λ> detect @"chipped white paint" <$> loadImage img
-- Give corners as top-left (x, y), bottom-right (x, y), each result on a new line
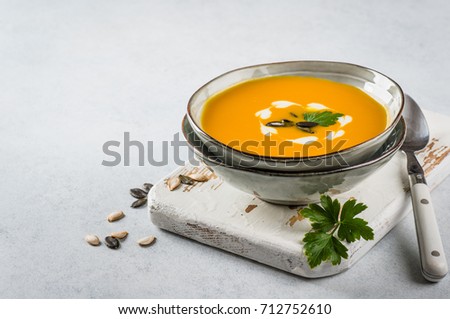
top-left (150, 110), bottom-right (450, 278)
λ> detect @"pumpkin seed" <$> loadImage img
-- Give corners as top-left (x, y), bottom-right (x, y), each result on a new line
top-left (137, 236), bottom-right (156, 246)
top-left (105, 236), bottom-right (120, 249)
top-left (296, 121), bottom-right (319, 128)
top-left (142, 183), bottom-right (153, 191)
top-left (265, 119), bottom-right (295, 127)
top-left (297, 127), bottom-right (312, 133)
top-left (179, 174), bottom-right (195, 185)
top-left (85, 234), bottom-right (100, 246)
top-left (131, 197), bottom-right (147, 208)
top-left (130, 188), bottom-right (148, 199)
top-left (296, 121), bottom-right (319, 133)
top-left (110, 231), bottom-right (128, 240)
top-left (107, 210), bottom-right (125, 222)
top-left (167, 176), bottom-right (181, 191)
top-left (187, 173), bottom-right (209, 182)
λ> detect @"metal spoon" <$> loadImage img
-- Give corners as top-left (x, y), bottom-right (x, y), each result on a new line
top-left (401, 94), bottom-right (448, 282)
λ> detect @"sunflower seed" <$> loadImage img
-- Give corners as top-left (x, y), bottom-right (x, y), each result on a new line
top-left (289, 112), bottom-right (298, 118)
top-left (179, 174), bottom-right (195, 185)
top-left (130, 188), bottom-right (148, 199)
top-left (131, 197), bottom-right (147, 208)
top-left (187, 173), bottom-right (209, 182)
top-left (265, 119), bottom-right (295, 127)
top-left (142, 183), bottom-right (153, 191)
top-left (107, 210), bottom-right (125, 222)
top-left (110, 231), bottom-right (128, 240)
top-left (105, 236), bottom-right (120, 249)
top-left (167, 176), bottom-right (181, 191)
top-left (85, 234), bottom-right (100, 246)
top-left (137, 236), bottom-right (156, 247)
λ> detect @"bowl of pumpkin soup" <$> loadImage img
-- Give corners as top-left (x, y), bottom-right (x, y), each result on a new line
top-left (187, 61), bottom-right (404, 171)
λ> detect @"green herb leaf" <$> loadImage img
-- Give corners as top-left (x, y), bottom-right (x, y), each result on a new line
top-left (301, 201), bottom-right (337, 233)
top-left (303, 111), bottom-right (343, 127)
top-left (300, 194), bottom-right (373, 268)
top-left (303, 232), bottom-right (348, 268)
top-left (338, 199), bottom-right (374, 242)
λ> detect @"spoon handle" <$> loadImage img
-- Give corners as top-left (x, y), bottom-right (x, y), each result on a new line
top-left (408, 154), bottom-right (448, 282)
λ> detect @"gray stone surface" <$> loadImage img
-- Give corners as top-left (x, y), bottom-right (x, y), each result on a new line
top-left (0, 0), bottom-right (449, 298)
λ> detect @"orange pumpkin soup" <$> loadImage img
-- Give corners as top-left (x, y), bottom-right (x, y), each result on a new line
top-left (200, 76), bottom-right (387, 157)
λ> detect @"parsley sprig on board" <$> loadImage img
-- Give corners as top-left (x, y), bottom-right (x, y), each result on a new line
top-left (303, 111), bottom-right (343, 127)
top-left (299, 194), bottom-right (374, 268)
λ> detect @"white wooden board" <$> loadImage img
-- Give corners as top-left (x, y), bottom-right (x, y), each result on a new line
top-left (149, 110), bottom-right (450, 278)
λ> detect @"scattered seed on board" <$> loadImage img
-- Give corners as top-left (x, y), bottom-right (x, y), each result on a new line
top-left (130, 188), bottom-right (148, 199)
top-left (167, 176), bottom-right (181, 191)
top-left (110, 231), bottom-right (128, 240)
top-left (142, 183), bottom-right (153, 192)
top-left (179, 174), bottom-right (195, 185)
top-left (131, 197), bottom-right (147, 208)
top-left (105, 236), bottom-right (120, 249)
top-left (107, 210), bottom-right (125, 222)
top-left (188, 173), bottom-right (209, 182)
top-left (137, 236), bottom-right (156, 247)
top-left (85, 234), bottom-right (100, 246)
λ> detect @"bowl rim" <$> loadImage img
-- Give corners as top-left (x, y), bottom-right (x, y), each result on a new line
top-left (182, 115), bottom-right (406, 177)
top-left (187, 60), bottom-right (405, 163)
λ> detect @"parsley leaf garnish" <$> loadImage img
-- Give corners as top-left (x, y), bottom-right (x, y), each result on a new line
top-left (303, 111), bottom-right (343, 127)
top-left (299, 194), bottom-right (374, 268)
